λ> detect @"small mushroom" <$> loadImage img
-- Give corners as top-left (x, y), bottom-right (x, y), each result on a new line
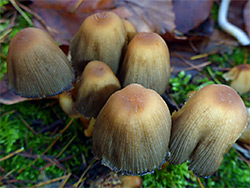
top-left (223, 64), bottom-right (250, 94)
top-left (168, 84), bottom-right (248, 177)
top-left (119, 32), bottom-right (171, 94)
top-left (7, 27), bottom-right (74, 98)
top-left (58, 91), bottom-right (80, 118)
top-left (74, 60), bottom-right (121, 118)
top-left (70, 11), bottom-right (127, 75)
top-left (122, 19), bottom-right (137, 42)
top-left (93, 83), bottom-right (171, 175)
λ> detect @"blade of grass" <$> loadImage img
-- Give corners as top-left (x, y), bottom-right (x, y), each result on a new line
top-left (0, 148), bottom-right (24, 162)
top-left (9, 0), bottom-right (33, 26)
top-left (29, 174), bottom-right (69, 188)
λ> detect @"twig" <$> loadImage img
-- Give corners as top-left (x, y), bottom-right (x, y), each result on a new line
top-left (190, 53), bottom-right (209, 61)
top-left (71, 0), bottom-right (84, 13)
top-left (16, 2), bottom-right (54, 37)
top-left (28, 174), bottom-right (69, 188)
top-left (174, 52), bottom-right (209, 72)
top-left (0, 148), bottom-right (24, 162)
top-left (0, 168), bottom-right (18, 182)
top-left (59, 173), bottom-right (72, 188)
top-left (1, 110), bottom-right (16, 117)
top-left (18, 119), bottom-right (74, 173)
top-left (39, 155), bottom-right (75, 172)
top-left (74, 159), bottom-right (96, 187)
top-left (18, 114), bottom-right (39, 136)
top-left (172, 61), bottom-right (212, 73)
top-left (56, 135), bottom-right (76, 158)
top-left (0, 28), bottom-right (12, 42)
top-left (9, 0), bottom-right (33, 26)
top-left (197, 177), bottom-right (204, 188)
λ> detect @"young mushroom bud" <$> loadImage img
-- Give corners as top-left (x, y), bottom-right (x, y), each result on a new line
top-left (7, 27), bottom-right (74, 98)
top-left (223, 64), bottom-right (250, 94)
top-left (122, 19), bottom-right (137, 42)
top-left (93, 83), bottom-right (171, 175)
top-left (75, 61), bottom-right (121, 118)
top-left (168, 84), bottom-right (248, 177)
top-left (58, 91), bottom-right (80, 118)
top-left (119, 32), bottom-right (171, 95)
top-left (70, 11), bottom-right (127, 75)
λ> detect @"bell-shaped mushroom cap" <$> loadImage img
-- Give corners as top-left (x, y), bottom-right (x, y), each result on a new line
top-left (93, 83), bottom-right (171, 175)
top-left (7, 27), bottom-right (74, 98)
top-left (75, 61), bottom-right (121, 118)
top-left (122, 19), bottom-right (137, 42)
top-left (168, 84), bottom-right (248, 177)
top-left (238, 108), bottom-right (250, 144)
top-left (119, 32), bottom-right (171, 95)
top-left (223, 64), bottom-right (250, 94)
top-left (70, 12), bottom-right (127, 75)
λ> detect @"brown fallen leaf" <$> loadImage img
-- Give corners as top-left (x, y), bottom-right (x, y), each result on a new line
top-left (173, 0), bottom-right (214, 34)
top-left (29, 0), bottom-right (176, 45)
top-left (0, 79), bottom-right (28, 105)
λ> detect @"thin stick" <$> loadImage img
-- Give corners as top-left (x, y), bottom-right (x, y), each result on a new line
top-left (18, 114), bottom-right (39, 136)
top-left (16, 2), bottom-right (54, 36)
top-left (0, 28), bottom-right (12, 42)
top-left (74, 159), bottom-right (96, 187)
top-left (29, 175), bottom-right (69, 188)
top-left (71, 0), bottom-right (84, 13)
top-left (190, 53), bottom-right (209, 61)
top-left (197, 177), bottom-right (204, 188)
top-left (56, 135), bottom-right (76, 158)
top-left (172, 61), bottom-right (212, 73)
top-left (0, 148), bottom-right (24, 162)
top-left (59, 173), bottom-right (72, 188)
top-left (18, 119), bottom-right (74, 173)
top-left (9, 0), bottom-right (33, 26)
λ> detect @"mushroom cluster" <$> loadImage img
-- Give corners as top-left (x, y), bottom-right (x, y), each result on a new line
top-left (6, 11), bottom-right (248, 178)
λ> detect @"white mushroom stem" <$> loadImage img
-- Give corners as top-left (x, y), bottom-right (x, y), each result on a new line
top-left (218, 0), bottom-right (250, 46)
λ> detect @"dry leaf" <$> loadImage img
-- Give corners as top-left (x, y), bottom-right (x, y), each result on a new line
top-left (173, 0), bottom-right (214, 34)
top-left (29, 0), bottom-right (176, 44)
top-left (0, 79), bottom-right (28, 105)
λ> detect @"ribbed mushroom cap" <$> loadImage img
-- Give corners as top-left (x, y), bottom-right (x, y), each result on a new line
top-left (119, 32), bottom-right (170, 94)
top-left (122, 19), bottom-right (137, 42)
top-left (70, 12), bottom-right (127, 75)
top-left (168, 84), bottom-right (248, 177)
top-left (7, 27), bottom-right (74, 98)
top-left (75, 61), bottom-right (121, 118)
top-left (223, 64), bottom-right (250, 94)
top-left (238, 108), bottom-right (250, 144)
top-left (93, 83), bottom-right (171, 175)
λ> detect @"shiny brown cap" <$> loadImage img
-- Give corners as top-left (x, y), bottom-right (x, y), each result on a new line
top-left (119, 32), bottom-right (171, 94)
top-left (7, 27), bottom-right (74, 98)
top-left (75, 61), bottom-right (121, 118)
top-left (70, 12), bottom-right (127, 75)
top-left (93, 83), bottom-right (171, 175)
top-left (168, 84), bottom-right (248, 177)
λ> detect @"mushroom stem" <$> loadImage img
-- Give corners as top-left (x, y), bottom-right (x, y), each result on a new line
top-left (218, 0), bottom-right (250, 46)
